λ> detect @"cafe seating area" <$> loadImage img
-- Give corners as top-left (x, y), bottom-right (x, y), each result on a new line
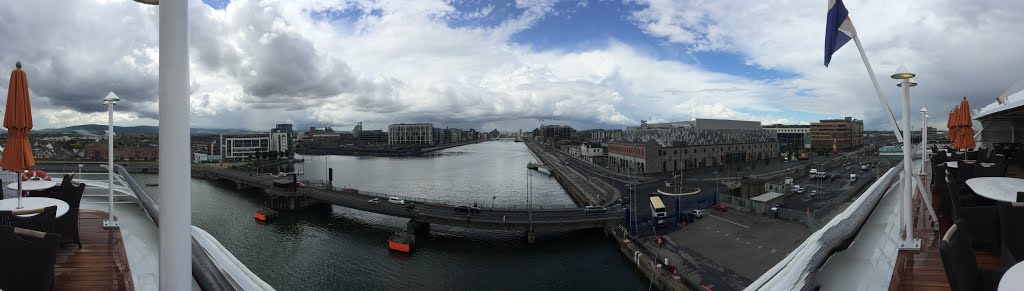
top-left (893, 143), bottom-right (1024, 290)
top-left (0, 175), bottom-right (132, 290)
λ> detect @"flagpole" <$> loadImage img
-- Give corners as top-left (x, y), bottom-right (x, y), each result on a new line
top-left (852, 34), bottom-right (904, 143)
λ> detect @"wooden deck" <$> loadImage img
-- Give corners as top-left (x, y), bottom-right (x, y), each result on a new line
top-left (53, 210), bottom-right (133, 290)
top-left (888, 161), bottom-right (1002, 290)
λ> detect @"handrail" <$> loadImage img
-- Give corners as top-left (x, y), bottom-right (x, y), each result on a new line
top-left (747, 159), bottom-right (904, 290)
top-left (112, 164), bottom-right (238, 291)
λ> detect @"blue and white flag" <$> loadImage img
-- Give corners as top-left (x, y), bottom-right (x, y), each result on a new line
top-left (824, 0), bottom-right (857, 67)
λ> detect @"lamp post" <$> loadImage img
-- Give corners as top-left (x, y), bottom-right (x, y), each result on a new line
top-left (921, 108), bottom-right (929, 173)
top-left (77, 164), bottom-right (83, 180)
top-left (103, 92), bottom-right (120, 229)
top-left (892, 66), bottom-right (921, 250)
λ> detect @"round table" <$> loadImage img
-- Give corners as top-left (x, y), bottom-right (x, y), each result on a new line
top-left (7, 180), bottom-right (58, 191)
top-left (1000, 261), bottom-right (1024, 290)
top-left (0, 197), bottom-right (69, 218)
top-left (965, 177), bottom-right (1024, 203)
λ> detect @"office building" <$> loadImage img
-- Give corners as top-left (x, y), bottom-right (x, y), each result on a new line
top-left (220, 133), bottom-right (271, 160)
top-left (388, 123), bottom-right (434, 145)
top-left (763, 124), bottom-right (811, 155)
top-left (810, 117), bottom-right (864, 151)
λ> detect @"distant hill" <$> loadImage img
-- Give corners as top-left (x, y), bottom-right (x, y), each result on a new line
top-left (33, 124), bottom-right (259, 136)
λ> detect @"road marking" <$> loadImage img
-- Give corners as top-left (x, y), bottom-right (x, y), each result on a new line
top-left (706, 214), bottom-right (750, 228)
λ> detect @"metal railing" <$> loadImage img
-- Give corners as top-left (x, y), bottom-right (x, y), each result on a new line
top-left (111, 164), bottom-right (252, 291)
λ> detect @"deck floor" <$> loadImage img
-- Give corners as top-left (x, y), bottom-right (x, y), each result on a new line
top-left (53, 210), bottom-right (133, 290)
top-left (888, 161), bottom-right (1003, 290)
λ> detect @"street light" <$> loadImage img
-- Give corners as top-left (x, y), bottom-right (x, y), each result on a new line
top-left (103, 92), bottom-right (120, 229)
top-left (891, 65), bottom-right (921, 251)
top-left (920, 108), bottom-right (929, 173)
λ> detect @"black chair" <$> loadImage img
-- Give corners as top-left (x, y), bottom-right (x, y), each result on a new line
top-left (55, 182), bottom-right (85, 248)
top-left (30, 174), bottom-right (71, 201)
top-left (975, 163), bottom-right (1002, 177)
top-left (0, 225), bottom-right (61, 291)
top-left (999, 199), bottom-right (1024, 268)
top-left (946, 178), bottom-right (1000, 253)
top-left (0, 206), bottom-right (58, 233)
top-left (940, 220), bottom-right (1005, 291)
top-left (934, 163), bottom-right (950, 211)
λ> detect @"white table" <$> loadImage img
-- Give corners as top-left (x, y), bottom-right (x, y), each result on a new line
top-left (965, 177), bottom-right (1024, 203)
top-left (6, 180), bottom-right (58, 191)
top-left (0, 197), bottom-right (69, 218)
top-left (945, 161), bottom-right (994, 169)
top-left (1000, 261), bottom-right (1024, 290)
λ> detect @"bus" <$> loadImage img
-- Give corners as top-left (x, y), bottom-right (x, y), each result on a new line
top-left (649, 196), bottom-right (667, 218)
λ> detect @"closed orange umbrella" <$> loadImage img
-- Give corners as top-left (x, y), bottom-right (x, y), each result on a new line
top-left (957, 97), bottom-right (975, 149)
top-left (946, 108), bottom-right (956, 142)
top-left (1, 62), bottom-right (36, 208)
top-left (1, 61), bottom-right (35, 173)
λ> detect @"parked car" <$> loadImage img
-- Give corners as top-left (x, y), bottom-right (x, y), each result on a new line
top-left (584, 205), bottom-right (608, 214)
top-left (405, 203), bottom-right (416, 210)
top-left (367, 198), bottom-right (380, 204)
top-left (689, 209), bottom-right (704, 219)
top-left (454, 205), bottom-right (481, 214)
top-left (387, 197), bottom-right (405, 205)
top-left (296, 182), bottom-right (307, 188)
top-left (680, 213), bottom-right (695, 223)
top-left (712, 204), bottom-right (728, 212)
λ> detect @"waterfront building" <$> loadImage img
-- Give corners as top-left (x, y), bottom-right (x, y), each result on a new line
top-left (388, 123), bottom-right (435, 145)
top-left (534, 125), bottom-right (574, 142)
top-left (357, 129), bottom-right (388, 144)
top-left (763, 124), bottom-right (811, 158)
top-left (221, 133), bottom-right (271, 160)
top-left (270, 123), bottom-right (292, 153)
top-left (810, 117), bottom-right (864, 151)
top-left (611, 119), bottom-right (778, 174)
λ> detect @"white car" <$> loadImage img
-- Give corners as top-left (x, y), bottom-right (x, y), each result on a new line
top-left (387, 197), bottom-right (405, 205)
top-left (368, 198), bottom-right (380, 204)
top-left (689, 209), bottom-right (704, 219)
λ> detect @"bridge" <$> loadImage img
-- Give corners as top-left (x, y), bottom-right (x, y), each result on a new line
top-left (195, 167), bottom-right (621, 243)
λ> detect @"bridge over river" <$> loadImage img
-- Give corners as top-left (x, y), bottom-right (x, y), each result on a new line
top-left (196, 167), bottom-right (621, 242)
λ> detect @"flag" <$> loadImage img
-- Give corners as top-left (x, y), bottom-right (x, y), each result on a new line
top-left (824, 0), bottom-right (857, 67)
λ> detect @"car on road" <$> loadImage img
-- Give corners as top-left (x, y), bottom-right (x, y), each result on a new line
top-left (712, 204), bottom-right (728, 212)
top-left (810, 190), bottom-right (818, 197)
top-left (296, 182), bottom-right (307, 188)
top-left (689, 209), bottom-right (704, 219)
top-left (368, 198), bottom-right (380, 204)
top-left (454, 205), bottom-right (481, 214)
top-left (584, 205), bottom-right (608, 213)
top-left (387, 197), bottom-right (405, 205)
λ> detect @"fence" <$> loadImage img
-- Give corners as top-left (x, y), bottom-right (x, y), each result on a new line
top-left (716, 193), bottom-right (823, 231)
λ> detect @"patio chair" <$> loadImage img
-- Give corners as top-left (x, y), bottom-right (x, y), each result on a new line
top-left (32, 174), bottom-right (71, 200)
top-left (0, 225), bottom-right (61, 291)
top-left (55, 182), bottom-right (85, 248)
top-left (947, 178), bottom-right (1001, 253)
top-left (940, 221), bottom-right (1005, 291)
top-left (998, 201), bottom-right (1024, 268)
top-left (0, 206), bottom-right (59, 233)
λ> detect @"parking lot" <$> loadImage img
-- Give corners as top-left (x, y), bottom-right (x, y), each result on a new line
top-left (657, 209), bottom-right (810, 284)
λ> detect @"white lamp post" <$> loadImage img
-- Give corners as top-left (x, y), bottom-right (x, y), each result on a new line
top-left (921, 108), bottom-right (929, 172)
top-left (892, 66), bottom-right (921, 250)
top-left (103, 92), bottom-right (120, 229)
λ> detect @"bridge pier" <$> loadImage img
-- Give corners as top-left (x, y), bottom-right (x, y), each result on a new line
top-left (526, 230), bottom-right (536, 244)
top-left (407, 220), bottom-right (430, 235)
top-left (269, 195), bottom-right (321, 211)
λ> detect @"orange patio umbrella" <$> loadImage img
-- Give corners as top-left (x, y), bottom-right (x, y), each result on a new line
top-left (946, 107), bottom-right (956, 143)
top-left (956, 97), bottom-right (976, 149)
top-left (1, 62), bottom-right (37, 208)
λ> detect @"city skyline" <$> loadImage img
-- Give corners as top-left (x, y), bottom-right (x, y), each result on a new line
top-left (1, 0), bottom-right (1021, 132)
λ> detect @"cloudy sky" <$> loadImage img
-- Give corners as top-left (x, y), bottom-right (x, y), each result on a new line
top-left (1, 0), bottom-right (1022, 132)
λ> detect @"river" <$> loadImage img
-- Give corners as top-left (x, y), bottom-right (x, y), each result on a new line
top-left (133, 141), bottom-right (649, 290)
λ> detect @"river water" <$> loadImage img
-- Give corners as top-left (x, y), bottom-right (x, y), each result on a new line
top-left (134, 141), bottom-right (648, 290)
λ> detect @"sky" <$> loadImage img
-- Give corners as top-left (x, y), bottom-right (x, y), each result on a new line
top-left (1, 0), bottom-right (1023, 132)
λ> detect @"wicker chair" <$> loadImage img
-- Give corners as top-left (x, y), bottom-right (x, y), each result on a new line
top-left (55, 182), bottom-right (86, 248)
top-left (999, 200), bottom-right (1024, 268)
top-left (0, 225), bottom-right (61, 291)
top-left (0, 206), bottom-right (59, 233)
top-left (947, 178), bottom-right (1000, 254)
top-left (941, 221), bottom-right (1005, 291)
